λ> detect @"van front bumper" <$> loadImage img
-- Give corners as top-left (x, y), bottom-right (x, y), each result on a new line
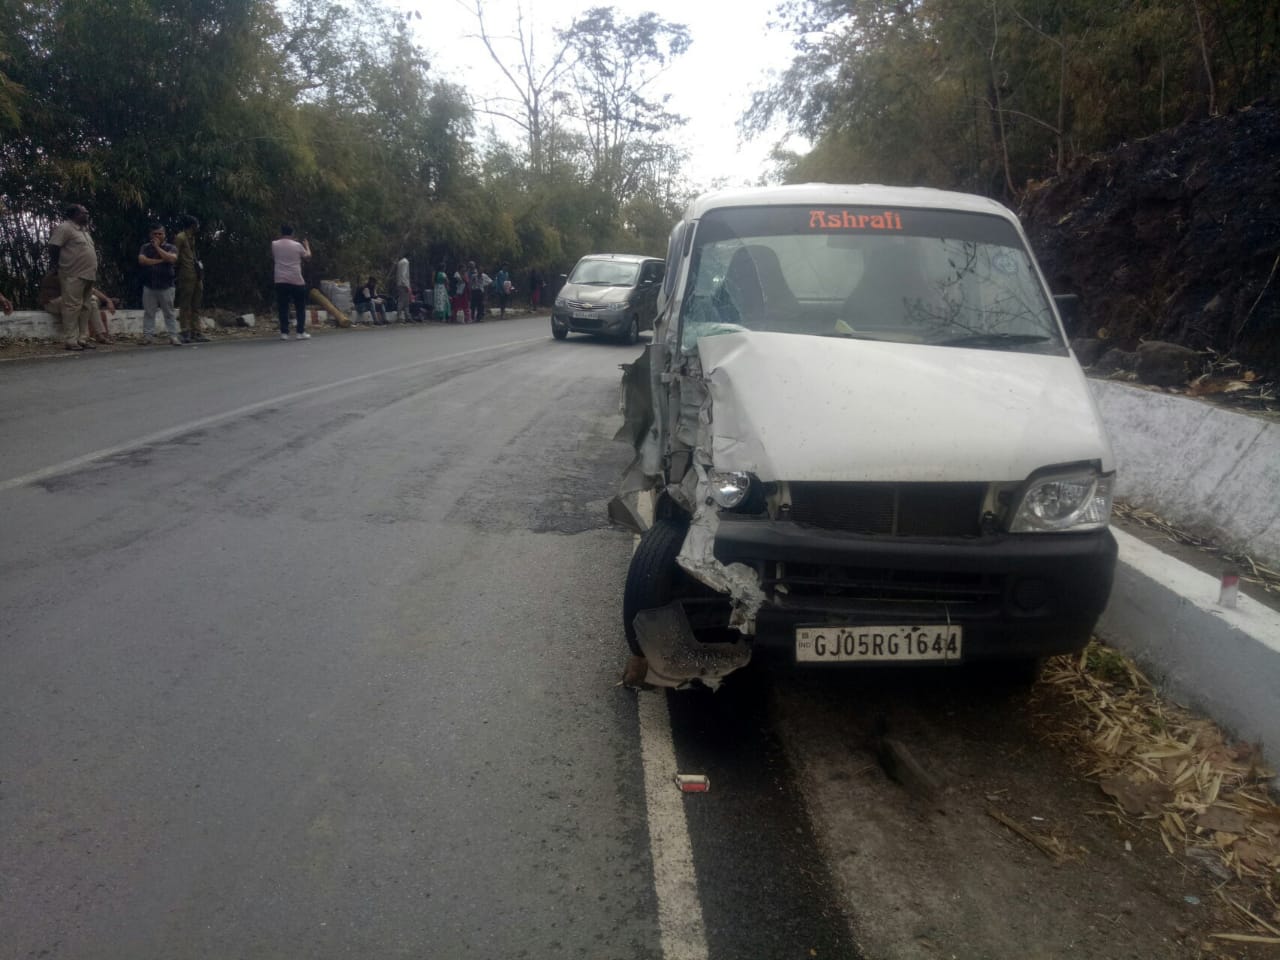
top-left (712, 516), bottom-right (1117, 662)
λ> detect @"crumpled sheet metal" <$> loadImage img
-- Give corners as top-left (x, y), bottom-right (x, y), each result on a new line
top-left (632, 602), bottom-right (752, 690)
top-left (676, 470), bottom-right (766, 632)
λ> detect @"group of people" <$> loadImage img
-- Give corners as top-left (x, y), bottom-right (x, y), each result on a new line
top-left (0, 205), bottom-right (555, 347)
top-left (38, 205), bottom-right (206, 350)
top-left (352, 259), bottom-right (535, 325)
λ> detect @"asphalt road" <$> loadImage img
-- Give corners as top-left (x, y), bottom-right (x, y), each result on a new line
top-left (0, 320), bottom-right (852, 960)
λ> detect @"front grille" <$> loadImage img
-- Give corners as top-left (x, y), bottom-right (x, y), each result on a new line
top-left (766, 561), bottom-right (1001, 606)
top-left (787, 482), bottom-right (986, 537)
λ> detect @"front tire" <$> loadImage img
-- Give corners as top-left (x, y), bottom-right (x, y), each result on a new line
top-left (621, 315), bottom-right (640, 346)
top-left (551, 319), bottom-right (568, 340)
top-left (622, 519), bottom-right (688, 655)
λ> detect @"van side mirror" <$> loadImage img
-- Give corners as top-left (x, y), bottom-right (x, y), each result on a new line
top-left (1054, 294), bottom-right (1081, 338)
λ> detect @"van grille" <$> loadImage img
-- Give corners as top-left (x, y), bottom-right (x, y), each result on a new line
top-left (786, 482), bottom-right (986, 537)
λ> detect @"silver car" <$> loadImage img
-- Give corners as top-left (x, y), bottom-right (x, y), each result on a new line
top-left (551, 253), bottom-right (665, 344)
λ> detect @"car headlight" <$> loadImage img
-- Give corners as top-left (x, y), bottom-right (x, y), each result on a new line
top-left (1010, 470), bottom-right (1114, 532)
top-left (603, 301), bottom-right (630, 312)
top-left (708, 470), bottom-right (752, 508)
top-left (554, 296), bottom-right (567, 308)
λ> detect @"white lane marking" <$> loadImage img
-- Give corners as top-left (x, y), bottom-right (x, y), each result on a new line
top-left (0, 336), bottom-right (546, 492)
top-left (638, 692), bottom-right (710, 960)
top-left (633, 489), bottom-right (709, 959)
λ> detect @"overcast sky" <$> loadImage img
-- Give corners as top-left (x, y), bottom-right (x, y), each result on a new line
top-left (397, 0), bottom-right (805, 191)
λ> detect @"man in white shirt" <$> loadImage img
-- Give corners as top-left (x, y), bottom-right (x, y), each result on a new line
top-left (272, 224), bottom-right (312, 340)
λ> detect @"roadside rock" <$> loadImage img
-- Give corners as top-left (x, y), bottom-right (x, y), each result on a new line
top-left (1094, 348), bottom-right (1137, 374)
top-left (1135, 340), bottom-right (1203, 386)
top-left (1071, 338), bottom-right (1106, 367)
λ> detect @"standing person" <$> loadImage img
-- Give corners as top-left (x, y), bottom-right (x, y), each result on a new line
top-left (0, 291), bottom-right (12, 314)
top-left (395, 254), bottom-right (412, 322)
top-left (432, 266), bottom-right (449, 321)
top-left (528, 267), bottom-right (543, 312)
top-left (494, 262), bottom-right (511, 320)
top-left (271, 224), bottom-right (312, 340)
top-left (467, 260), bottom-right (484, 323)
top-left (138, 223), bottom-right (182, 345)
top-left (174, 214), bottom-right (208, 343)
top-left (46, 203), bottom-right (98, 351)
top-left (451, 265), bottom-right (470, 322)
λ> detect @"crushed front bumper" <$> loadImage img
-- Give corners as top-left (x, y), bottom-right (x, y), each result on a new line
top-left (712, 515), bottom-right (1117, 662)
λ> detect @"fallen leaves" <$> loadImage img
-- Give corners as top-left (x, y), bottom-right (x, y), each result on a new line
top-left (1042, 639), bottom-right (1280, 942)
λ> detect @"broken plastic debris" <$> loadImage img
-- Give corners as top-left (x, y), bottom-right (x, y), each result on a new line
top-left (675, 774), bottom-right (710, 793)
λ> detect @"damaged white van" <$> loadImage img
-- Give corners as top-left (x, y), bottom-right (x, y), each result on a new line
top-left (613, 184), bottom-right (1117, 688)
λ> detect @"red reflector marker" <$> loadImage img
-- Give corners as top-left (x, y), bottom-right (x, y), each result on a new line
top-left (1219, 568), bottom-right (1240, 608)
top-left (675, 774), bottom-right (710, 793)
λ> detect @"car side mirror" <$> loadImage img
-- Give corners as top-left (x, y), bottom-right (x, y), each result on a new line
top-left (559, 273), bottom-right (568, 281)
top-left (1054, 294), bottom-right (1081, 337)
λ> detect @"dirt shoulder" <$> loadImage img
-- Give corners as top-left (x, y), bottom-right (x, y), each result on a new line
top-left (773, 650), bottom-right (1279, 959)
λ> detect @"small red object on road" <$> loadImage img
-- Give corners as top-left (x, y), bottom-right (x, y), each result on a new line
top-left (674, 774), bottom-right (710, 793)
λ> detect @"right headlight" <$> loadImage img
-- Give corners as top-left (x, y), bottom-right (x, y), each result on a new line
top-left (1010, 470), bottom-right (1114, 532)
top-left (554, 296), bottom-right (567, 308)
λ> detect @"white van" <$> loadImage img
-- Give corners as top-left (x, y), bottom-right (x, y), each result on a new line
top-left (613, 184), bottom-right (1117, 688)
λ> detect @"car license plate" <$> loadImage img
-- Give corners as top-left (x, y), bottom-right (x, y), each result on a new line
top-left (795, 625), bottom-right (962, 663)
top-left (572, 310), bottom-right (594, 319)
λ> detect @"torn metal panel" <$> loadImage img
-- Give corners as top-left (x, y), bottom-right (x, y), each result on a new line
top-left (631, 602), bottom-right (752, 690)
top-left (676, 476), bottom-right (766, 632)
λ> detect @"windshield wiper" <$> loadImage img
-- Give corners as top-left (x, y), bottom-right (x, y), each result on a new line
top-left (935, 333), bottom-right (1053, 349)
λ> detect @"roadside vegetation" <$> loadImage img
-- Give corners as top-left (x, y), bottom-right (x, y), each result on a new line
top-left (0, 0), bottom-right (690, 309)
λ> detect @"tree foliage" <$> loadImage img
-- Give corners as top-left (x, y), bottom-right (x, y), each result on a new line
top-left (750, 0), bottom-right (1280, 201)
top-left (0, 0), bottom-right (690, 310)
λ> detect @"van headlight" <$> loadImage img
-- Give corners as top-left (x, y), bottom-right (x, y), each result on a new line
top-left (1010, 470), bottom-right (1114, 532)
top-left (708, 470), bottom-right (752, 508)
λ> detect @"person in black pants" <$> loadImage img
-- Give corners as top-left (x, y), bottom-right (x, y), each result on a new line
top-left (271, 224), bottom-right (312, 340)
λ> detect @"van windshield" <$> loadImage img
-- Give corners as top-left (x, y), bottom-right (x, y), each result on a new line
top-left (569, 259), bottom-right (641, 286)
top-left (678, 205), bottom-right (1067, 356)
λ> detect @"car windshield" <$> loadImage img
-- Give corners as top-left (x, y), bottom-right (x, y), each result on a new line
top-left (678, 205), bottom-right (1067, 356)
top-left (569, 259), bottom-right (641, 286)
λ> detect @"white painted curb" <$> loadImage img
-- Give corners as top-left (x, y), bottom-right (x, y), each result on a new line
top-left (1097, 527), bottom-right (1280, 776)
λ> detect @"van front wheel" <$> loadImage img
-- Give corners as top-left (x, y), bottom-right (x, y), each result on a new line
top-left (621, 315), bottom-right (640, 346)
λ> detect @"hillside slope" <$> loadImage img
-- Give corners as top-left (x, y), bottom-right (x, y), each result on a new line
top-left (1020, 101), bottom-right (1280, 383)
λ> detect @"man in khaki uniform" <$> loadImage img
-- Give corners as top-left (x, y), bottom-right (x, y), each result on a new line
top-left (174, 214), bottom-right (207, 342)
top-left (46, 204), bottom-right (98, 351)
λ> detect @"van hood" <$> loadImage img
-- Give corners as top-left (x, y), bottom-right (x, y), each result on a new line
top-left (560, 283), bottom-right (631, 305)
top-left (695, 332), bottom-right (1114, 482)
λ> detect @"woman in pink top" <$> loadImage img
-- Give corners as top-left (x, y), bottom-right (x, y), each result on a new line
top-left (271, 224), bottom-right (312, 340)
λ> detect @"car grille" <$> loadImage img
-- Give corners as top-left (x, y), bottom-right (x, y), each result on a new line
top-left (565, 300), bottom-right (595, 310)
top-left (787, 482), bottom-right (986, 537)
top-left (764, 561), bottom-right (1002, 607)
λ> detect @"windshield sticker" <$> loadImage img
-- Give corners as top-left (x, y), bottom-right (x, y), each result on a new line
top-left (809, 209), bottom-right (904, 231)
top-left (991, 251), bottom-right (1018, 275)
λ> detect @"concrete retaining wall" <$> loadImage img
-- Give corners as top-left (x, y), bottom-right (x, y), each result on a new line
top-left (1091, 379), bottom-right (1280, 570)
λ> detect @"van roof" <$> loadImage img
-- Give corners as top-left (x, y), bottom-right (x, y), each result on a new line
top-left (681, 183), bottom-right (1017, 223)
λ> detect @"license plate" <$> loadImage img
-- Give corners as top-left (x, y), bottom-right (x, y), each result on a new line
top-left (795, 625), bottom-right (962, 663)
top-left (572, 310), bottom-right (594, 319)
